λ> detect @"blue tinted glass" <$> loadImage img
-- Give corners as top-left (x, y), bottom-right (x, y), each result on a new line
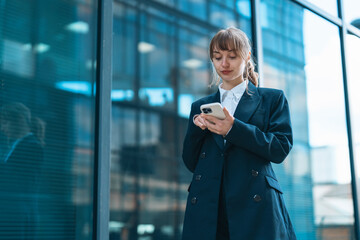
top-left (210, 3), bottom-right (237, 28)
top-left (178, 27), bottom-right (211, 118)
top-left (110, 3), bottom-right (189, 240)
top-left (139, 13), bottom-right (175, 109)
top-left (261, 0), bottom-right (354, 239)
top-left (113, 5), bottom-right (136, 102)
top-left (0, 0), bottom-right (97, 239)
top-left (178, 0), bottom-right (207, 21)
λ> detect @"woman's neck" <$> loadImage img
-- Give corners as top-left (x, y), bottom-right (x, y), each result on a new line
top-left (221, 78), bottom-right (244, 90)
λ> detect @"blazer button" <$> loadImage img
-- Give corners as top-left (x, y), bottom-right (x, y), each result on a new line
top-left (200, 152), bottom-right (206, 158)
top-left (251, 170), bottom-right (259, 177)
top-left (253, 194), bottom-right (262, 202)
top-left (195, 174), bottom-right (202, 181)
top-left (191, 197), bottom-right (197, 204)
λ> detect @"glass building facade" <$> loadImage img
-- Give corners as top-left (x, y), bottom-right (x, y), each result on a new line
top-left (0, 0), bottom-right (360, 239)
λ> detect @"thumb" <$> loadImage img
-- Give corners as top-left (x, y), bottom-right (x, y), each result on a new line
top-left (223, 107), bottom-right (232, 118)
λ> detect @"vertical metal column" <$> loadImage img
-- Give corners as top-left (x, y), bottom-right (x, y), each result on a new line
top-left (338, 0), bottom-right (360, 239)
top-left (251, 0), bottom-right (264, 85)
top-left (94, 0), bottom-right (112, 239)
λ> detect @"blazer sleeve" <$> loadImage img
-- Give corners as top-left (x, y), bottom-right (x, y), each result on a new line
top-left (225, 91), bottom-right (293, 164)
top-left (182, 102), bottom-right (209, 172)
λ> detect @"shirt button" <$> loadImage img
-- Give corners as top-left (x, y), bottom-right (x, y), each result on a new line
top-left (253, 194), bottom-right (262, 202)
top-left (200, 152), bottom-right (206, 158)
top-left (251, 170), bottom-right (259, 177)
top-left (191, 197), bottom-right (197, 204)
top-left (195, 175), bottom-right (202, 181)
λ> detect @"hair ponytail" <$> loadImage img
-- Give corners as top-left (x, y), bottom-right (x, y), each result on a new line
top-left (244, 60), bottom-right (259, 87)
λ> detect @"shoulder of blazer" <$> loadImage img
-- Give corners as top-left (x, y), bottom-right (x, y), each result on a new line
top-left (257, 87), bottom-right (284, 99)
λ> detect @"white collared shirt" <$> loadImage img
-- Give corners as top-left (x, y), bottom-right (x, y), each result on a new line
top-left (218, 80), bottom-right (247, 116)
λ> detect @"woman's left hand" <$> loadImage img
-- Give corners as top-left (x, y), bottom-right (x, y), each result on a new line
top-left (201, 107), bottom-right (234, 136)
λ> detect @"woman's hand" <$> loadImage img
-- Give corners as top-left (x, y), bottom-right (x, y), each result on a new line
top-left (201, 107), bottom-right (234, 136)
top-left (194, 114), bottom-right (208, 130)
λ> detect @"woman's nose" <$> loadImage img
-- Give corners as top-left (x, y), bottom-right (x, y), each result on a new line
top-left (221, 58), bottom-right (229, 67)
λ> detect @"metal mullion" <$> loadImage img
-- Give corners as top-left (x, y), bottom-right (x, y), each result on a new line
top-left (337, 0), bottom-right (360, 238)
top-left (94, 0), bottom-right (112, 239)
top-left (291, 0), bottom-right (342, 26)
top-left (251, 0), bottom-right (264, 85)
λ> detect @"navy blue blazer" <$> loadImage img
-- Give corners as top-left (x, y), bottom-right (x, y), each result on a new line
top-left (182, 82), bottom-right (296, 240)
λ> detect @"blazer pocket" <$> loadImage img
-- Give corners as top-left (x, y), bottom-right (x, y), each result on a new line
top-left (265, 176), bottom-right (283, 194)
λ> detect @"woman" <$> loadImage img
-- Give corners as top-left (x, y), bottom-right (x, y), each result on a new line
top-left (182, 27), bottom-right (296, 240)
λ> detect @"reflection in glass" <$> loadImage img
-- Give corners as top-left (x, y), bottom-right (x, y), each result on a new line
top-left (178, 27), bottom-right (211, 118)
top-left (261, 0), bottom-right (355, 239)
top-left (209, 2), bottom-right (237, 28)
top-left (343, 0), bottom-right (360, 29)
top-left (139, 12), bottom-right (176, 109)
top-left (110, 3), bottom-right (191, 240)
top-left (113, 4), bottom-right (136, 103)
top-left (178, 0), bottom-right (207, 21)
top-left (0, 0), bottom-right (97, 239)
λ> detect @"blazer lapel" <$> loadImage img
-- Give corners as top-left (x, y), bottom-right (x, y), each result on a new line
top-left (224, 82), bottom-right (261, 149)
top-left (233, 81), bottom-right (261, 123)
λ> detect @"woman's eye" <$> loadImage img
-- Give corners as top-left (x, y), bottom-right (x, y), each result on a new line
top-left (229, 56), bottom-right (237, 59)
top-left (215, 57), bottom-right (221, 61)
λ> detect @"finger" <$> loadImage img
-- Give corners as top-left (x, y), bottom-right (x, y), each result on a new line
top-left (204, 118), bottom-right (216, 126)
top-left (223, 107), bottom-right (232, 118)
top-left (197, 122), bottom-right (206, 130)
top-left (197, 122), bottom-right (205, 128)
top-left (198, 117), bottom-right (207, 126)
top-left (203, 115), bottom-right (218, 124)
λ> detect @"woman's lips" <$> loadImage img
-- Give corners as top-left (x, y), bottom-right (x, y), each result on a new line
top-left (221, 70), bottom-right (232, 75)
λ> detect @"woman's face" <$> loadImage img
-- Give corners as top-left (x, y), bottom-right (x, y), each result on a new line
top-left (212, 48), bottom-right (246, 89)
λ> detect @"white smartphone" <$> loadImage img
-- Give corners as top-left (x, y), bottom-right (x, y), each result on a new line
top-left (200, 102), bottom-right (226, 120)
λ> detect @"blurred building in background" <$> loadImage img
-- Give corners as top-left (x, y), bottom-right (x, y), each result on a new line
top-left (1, 0), bottom-right (360, 239)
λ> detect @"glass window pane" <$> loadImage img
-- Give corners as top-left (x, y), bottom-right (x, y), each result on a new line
top-left (0, 0), bottom-right (97, 239)
top-left (112, 4), bottom-right (136, 103)
top-left (343, 0), bottom-right (360, 30)
top-left (236, 0), bottom-right (253, 37)
top-left (178, 0), bottom-right (207, 21)
top-left (346, 33), bottom-right (360, 186)
top-left (110, 3), bottom-right (189, 240)
top-left (139, 13), bottom-right (175, 110)
top-left (209, 3), bottom-right (237, 28)
top-left (178, 26), bottom-right (211, 118)
top-left (305, 0), bottom-right (338, 17)
top-left (261, 0), bottom-right (355, 239)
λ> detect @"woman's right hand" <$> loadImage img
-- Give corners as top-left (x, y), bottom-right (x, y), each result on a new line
top-left (193, 114), bottom-right (207, 130)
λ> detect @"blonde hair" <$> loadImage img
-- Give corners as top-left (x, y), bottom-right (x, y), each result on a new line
top-left (209, 27), bottom-right (259, 87)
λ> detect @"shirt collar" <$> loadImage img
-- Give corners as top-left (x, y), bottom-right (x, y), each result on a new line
top-left (218, 80), bottom-right (248, 102)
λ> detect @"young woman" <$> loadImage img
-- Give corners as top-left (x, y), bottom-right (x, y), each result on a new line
top-left (182, 27), bottom-right (296, 240)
